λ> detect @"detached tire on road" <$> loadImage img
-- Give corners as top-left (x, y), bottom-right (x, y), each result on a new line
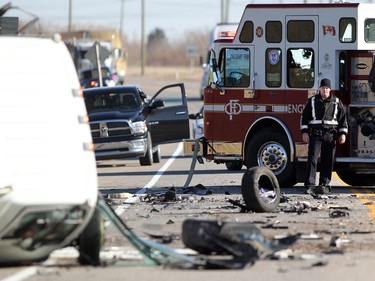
top-left (241, 166), bottom-right (280, 212)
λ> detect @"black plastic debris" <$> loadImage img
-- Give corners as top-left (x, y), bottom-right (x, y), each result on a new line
top-left (166, 219), bottom-right (175, 224)
top-left (227, 198), bottom-right (251, 213)
top-left (145, 233), bottom-right (178, 244)
top-left (329, 207), bottom-right (350, 218)
top-left (142, 187), bottom-right (176, 203)
top-left (163, 188), bottom-right (176, 202)
top-left (182, 219), bottom-right (299, 269)
top-left (279, 193), bottom-right (290, 203)
top-left (182, 184), bottom-right (213, 195)
top-left (261, 222), bottom-right (289, 229)
top-left (311, 259), bottom-right (328, 267)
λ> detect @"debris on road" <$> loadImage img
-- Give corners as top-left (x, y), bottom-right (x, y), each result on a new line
top-left (181, 219), bottom-right (299, 269)
top-left (329, 207), bottom-right (350, 218)
top-left (96, 183), bottom-right (375, 272)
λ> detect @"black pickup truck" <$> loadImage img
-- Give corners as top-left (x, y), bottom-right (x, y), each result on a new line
top-left (83, 83), bottom-right (190, 166)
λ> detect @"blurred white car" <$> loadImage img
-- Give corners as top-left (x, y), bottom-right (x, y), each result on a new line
top-left (0, 35), bottom-right (100, 266)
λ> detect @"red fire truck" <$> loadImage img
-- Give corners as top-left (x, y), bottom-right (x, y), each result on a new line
top-left (184, 2), bottom-right (375, 187)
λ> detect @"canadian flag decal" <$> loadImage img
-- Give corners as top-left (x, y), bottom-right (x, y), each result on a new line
top-left (322, 25), bottom-right (336, 36)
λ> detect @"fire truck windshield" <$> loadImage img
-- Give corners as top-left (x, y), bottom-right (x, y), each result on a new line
top-left (365, 18), bottom-right (375, 43)
top-left (219, 48), bottom-right (250, 87)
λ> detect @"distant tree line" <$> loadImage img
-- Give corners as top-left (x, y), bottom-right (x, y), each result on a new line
top-left (128, 27), bottom-right (210, 67)
top-left (26, 21), bottom-right (210, 68)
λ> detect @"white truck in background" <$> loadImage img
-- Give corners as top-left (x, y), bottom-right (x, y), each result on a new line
top-left (199, 23), bottom-right (238, 100)
top-left (61, 30), bottom-right (127, 85)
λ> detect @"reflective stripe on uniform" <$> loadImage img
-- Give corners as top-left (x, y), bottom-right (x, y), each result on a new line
top-left (308, 96), bottom-right (339, 126)
top-left (311, 96), bottom-right (316, 120)
top-left (333, 97), bottom-right (339, 122)
top-left (339, 127), bottom-right (348, 133)
top-left (309, 120), bottom-right (339, 125)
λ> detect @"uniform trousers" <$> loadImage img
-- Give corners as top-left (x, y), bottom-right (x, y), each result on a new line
top-left (304, 130), bottom-right (336, 187)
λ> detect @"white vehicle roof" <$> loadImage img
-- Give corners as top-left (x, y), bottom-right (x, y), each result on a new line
top-left (209, 23), bottom-right (238, 47)
top-left (0, 35), bottom-right (98, 210)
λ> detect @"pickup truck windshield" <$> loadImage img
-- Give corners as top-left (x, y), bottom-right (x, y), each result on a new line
top-left (85, 92), bottom-right (141, 113)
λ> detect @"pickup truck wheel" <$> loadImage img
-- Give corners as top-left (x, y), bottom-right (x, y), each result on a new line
top-left (140, 133), bottom-right (153, 166)
top-left (225, 161), bottom-right (243, 170)
top-left (153, 145), bottom-right (161, 163)
top-left (241, 166), bottom-right (280, 212)
top-left (77, 208), bottom-right (103, 266)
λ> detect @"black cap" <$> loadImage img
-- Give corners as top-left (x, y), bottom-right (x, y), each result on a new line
top-left (320, 78), bottom-right (331, 89)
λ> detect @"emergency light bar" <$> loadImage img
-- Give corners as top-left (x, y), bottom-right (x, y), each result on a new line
top-left (217, 31), bottom-right (236, 38)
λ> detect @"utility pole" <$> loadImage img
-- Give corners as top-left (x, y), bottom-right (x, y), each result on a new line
top-left (225, 0), bottom-right (229, 23)
top-left (221, 0), bottom-right (229, 23)
top-left (119, 0), bottom-right (124, 39)
top-left (221, 0), bottom-right (225, 23)
top-left (68, 0), bottom-right (72, 32)
top-left (141, 0), bottom-right (145, 75)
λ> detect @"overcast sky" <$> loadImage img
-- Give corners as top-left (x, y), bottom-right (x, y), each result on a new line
top-left (3, 0), bottom-right (375, 41)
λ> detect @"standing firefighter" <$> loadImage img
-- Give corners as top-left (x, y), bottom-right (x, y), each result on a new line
top-left (301, 78), bottom-right (348, 195)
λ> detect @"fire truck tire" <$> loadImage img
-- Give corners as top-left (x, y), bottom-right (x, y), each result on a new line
top-left (241, 166), bottom-right (280, 212)
top-left (245, 129), bottom-right (296, 187)
top-left (140, 133), bottom-right (153, 166)
top-left (336, 171), bottom-right (375, 186)
top-left (225, 161), bottom-right (243, 170)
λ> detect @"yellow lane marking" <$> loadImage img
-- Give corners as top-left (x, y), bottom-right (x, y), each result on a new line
top-left (333, 172), bottom-right (375, 219)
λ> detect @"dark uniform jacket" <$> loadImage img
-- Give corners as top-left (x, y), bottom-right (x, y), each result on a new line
top-left (300, 93), bottom-right (348, 135)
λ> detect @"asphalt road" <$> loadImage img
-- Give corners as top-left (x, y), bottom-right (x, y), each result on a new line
top-left (2, 76), bottom-right (375, 281)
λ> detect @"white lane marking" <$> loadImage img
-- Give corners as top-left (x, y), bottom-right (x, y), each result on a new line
top-left (1, 267), bottom-right (38, 281)
top-left (113, 142), bottom-right (183, 217)
top-left (136, 142), bottom-right (183, 194)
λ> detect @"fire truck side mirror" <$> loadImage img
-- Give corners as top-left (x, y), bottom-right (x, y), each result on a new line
top-left (209, 49), bottom-right (223, 92)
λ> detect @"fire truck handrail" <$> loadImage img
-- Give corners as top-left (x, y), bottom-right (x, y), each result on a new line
top-left (335, 157), bottom-right (375, 163)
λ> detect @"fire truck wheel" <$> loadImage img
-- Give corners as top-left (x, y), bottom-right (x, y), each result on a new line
top-left (241, 166), bottom-right (280, 212)
top-left (245, 129), bottom-right (296, 187)
top-left (336, 171), bottom-right (375, 186)
top-left (225, 161), bottom-right (243, 170)
top-left (140, 133), bottom-right (153, 166)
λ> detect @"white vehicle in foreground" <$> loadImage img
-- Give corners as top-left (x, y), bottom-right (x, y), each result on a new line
top-left (0, 35), bottom-right (100, 266)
